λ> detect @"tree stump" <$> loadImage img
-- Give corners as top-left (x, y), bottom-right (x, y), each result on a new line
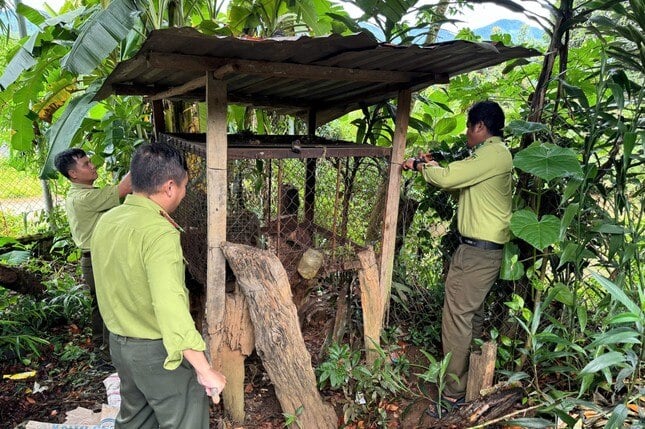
top-left (0, 265), bottom-right (44, 297)
top-left (221, 242), bottom-right (337, 429)
top-left (466, 341), bottom-right (497, 402)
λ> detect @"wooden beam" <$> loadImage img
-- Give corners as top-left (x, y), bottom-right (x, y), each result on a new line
top-left (146, 52), bottom-right (417, 83)
top-left (148, 76), bottom-right (206, 101)
top-left (151, 99), bottom-right (165, 138)
top-left (378, 89), bottom-right (411, 325)
top-left (205, 75), bottom-right (228, 340)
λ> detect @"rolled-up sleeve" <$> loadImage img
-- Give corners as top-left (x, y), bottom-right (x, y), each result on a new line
top-left (144, 230), bottom-right (205, 370)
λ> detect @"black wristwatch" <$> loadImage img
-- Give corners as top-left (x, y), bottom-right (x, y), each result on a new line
top-left (413, 158), bottom-right (425, 171)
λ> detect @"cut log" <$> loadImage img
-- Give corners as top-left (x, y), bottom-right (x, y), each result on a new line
top-left (212, 291), bottom-right (254, 424)
top-left (0, 264), bottom-right (45, 297)
top-left (221, 242), bottom-right (337, 429)
top-left (466, 341), bottom-right (497, 402)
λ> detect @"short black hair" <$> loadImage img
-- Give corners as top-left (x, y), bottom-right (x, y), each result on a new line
top-left (54, 148), bottom-right (87, 179)
top-left (467, 101), bottom-right (505, 137)
top-left (131, 143), bottom-right (187, 194)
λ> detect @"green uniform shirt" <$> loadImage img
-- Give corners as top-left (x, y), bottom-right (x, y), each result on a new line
top-left (91, 194), bottom-right (205, 370)
top-left (421, 136), bottom-right (513, 244)
top-left (65, 183), bottom-right (120, 251)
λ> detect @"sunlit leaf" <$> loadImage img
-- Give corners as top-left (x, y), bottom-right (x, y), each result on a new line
top-left (500, 242), bottom-right (524, 280)
top-left (514, 142), bottom-right (583, 181)
top-left (580, 352), bottom-right (626, 375)
top-left (506, 120), bottom-right (549, 136)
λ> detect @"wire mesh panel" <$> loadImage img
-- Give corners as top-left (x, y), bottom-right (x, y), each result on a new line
top-left (161, 133), bottom-right (389, 289)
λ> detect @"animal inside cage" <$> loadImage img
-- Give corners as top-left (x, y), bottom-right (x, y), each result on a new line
top-left (161, 133), bottom-right (390, 293)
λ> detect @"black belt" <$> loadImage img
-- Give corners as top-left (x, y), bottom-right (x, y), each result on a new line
top-left (460, 236), bottom-right (503, 250)
top-left (81, 250), bottom-right (91, 257)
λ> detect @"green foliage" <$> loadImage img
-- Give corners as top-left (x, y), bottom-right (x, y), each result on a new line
top-left (413, 350), bottom-right (452, 418)
top-left (0, 265), bottom-right (90, 361)
top-left (317, 342), bottom-right (408, 427)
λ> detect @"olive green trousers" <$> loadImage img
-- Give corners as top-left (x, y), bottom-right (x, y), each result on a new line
top-left (110, 333), bottom-right (209, 429)
top-left (80, 254), bottom-right (108, 349)
top-left (442, 244), bottom-right (502, 398)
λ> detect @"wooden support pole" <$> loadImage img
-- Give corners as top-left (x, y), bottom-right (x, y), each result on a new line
top-left (304, 109), bottom-right (316, 227)
top-left (151, 99), bottom-right (165, 139)
top-left (357, 247), bottom-right (384, 365)
top-left (205, 74), bottom-right (228, 360)
top-left (466, 341), bottom-right (498, 402)
top-left (378, 89), bottom-right (411, 323)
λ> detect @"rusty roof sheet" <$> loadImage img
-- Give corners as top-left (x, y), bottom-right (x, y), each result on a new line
top-left (96, 27), bottom-right (540, 125)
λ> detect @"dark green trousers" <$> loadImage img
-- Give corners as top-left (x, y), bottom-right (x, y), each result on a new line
top-left (442, 244), bottom-right (502, 398)
top-left (110, 333), bottom-right (209, 429)
top-left (80, 254), bottom-right (108, 348)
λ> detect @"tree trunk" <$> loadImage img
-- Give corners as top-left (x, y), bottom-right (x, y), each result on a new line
top-left (221, 242), bottom-right (337, 429)
top-left (0, 265), bottom-right (45, 297)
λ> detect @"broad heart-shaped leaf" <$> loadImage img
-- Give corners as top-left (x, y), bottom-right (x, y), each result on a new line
top-left (505, 120), bottom-right (549, 136)
top-left (61, 0), bottom-right (141, 75)
top-left (40, 82), bottom-right (101, 179)
top-left (510, 209), bottom-right (560, 251)
top-left (513, 142), bottom-right (583, 182)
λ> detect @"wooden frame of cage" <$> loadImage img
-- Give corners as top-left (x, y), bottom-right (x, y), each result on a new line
top-left (150, 85), bottom-right (410, 424)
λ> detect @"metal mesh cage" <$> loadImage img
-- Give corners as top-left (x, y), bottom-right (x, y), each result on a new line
top-left (160, 133), bottom-right (389, 289)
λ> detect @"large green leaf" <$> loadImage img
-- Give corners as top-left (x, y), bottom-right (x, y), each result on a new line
top-left (510, 209), bottom-right (560, 251)
top-left (505, 120), bottom-right (549, 136)
top-left (0, 33), bottom-right (38, 90)
top-left (0, 250), bottom-right (31, 265)
top-left (61, 0), bottom-right (141, 75)
top-left (513, 142), bottom-right (583, 182)
top-left (40, 82), bottom-right (102, 179)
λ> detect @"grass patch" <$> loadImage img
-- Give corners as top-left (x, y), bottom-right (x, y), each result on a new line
top-left (0, 157), bottom-right (42, 199)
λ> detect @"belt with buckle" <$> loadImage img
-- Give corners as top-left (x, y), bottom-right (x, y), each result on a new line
top-left (460, 236), bottom-right (503, 250)
top-left (81, 250), bottom-right (91, 258)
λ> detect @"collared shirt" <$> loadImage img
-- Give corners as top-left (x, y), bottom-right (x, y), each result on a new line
top-left (65, 183), bottom-right (120, 251)
top-left (421, 136), bottom-right (513, 244)
top-left (91, 194), bottom-right (205, 370)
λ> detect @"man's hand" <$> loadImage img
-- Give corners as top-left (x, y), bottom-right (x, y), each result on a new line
top-left (183, 349), bottom-right (227, 404)
top-left (402, 158), bottom-right (416, 171)
top-left (195, 367), bottom-right (227, 404)
top-left (118, 172), bottom-right (133, 198)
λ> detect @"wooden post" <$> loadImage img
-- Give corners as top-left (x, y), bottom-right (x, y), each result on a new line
top-left (466, 341), bottom-right (497, 402)
top-left (357, 247), bottom-right (384, 364)
top-left (151, 99), bottom-right (165, 139)
top-left (205, 73), bottom-right (228, 378)
top-left (378, 89), bottom-right (411, 323)
top-left (304, 109), bottom-right (316, 226)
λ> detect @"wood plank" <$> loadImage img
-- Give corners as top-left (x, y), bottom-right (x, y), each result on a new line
top-left (147, 52), bottom-right (417, 83)
top-left (466, 341), bottom-right (497, 402)
top-left (357, 247), bottom-right (383, 365)
top-left (378, 89), bottom-right (411, 324)
top-left (205, 75), bottom-right (227, 337)
top-left (221, 243), bottom-right (337, 429)
top-left (148, 76), bottom-right (206, 101)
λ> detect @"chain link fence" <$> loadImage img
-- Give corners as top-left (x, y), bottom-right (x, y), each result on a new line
top-left (0, 145), bottom-right (65, 237)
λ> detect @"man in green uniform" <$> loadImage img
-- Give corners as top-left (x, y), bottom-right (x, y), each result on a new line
top-left (55, 149), bottom-right (131, 352)
top-left (403, 100), bottom-right (512, 402)
top-left (91, 142), bottom-right (226, 428)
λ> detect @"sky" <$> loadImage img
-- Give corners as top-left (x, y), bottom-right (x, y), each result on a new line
top-left (19, 0), bottom-right (550, 31)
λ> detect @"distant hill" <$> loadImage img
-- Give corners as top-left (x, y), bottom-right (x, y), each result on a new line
top-left (361, 19), bottom-right (545, 45)
top-left (471, 19), bottom-right (545, 42)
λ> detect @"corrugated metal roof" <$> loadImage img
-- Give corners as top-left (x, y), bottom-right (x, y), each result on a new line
top-left (96, 28), bottom-right (541, 125)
